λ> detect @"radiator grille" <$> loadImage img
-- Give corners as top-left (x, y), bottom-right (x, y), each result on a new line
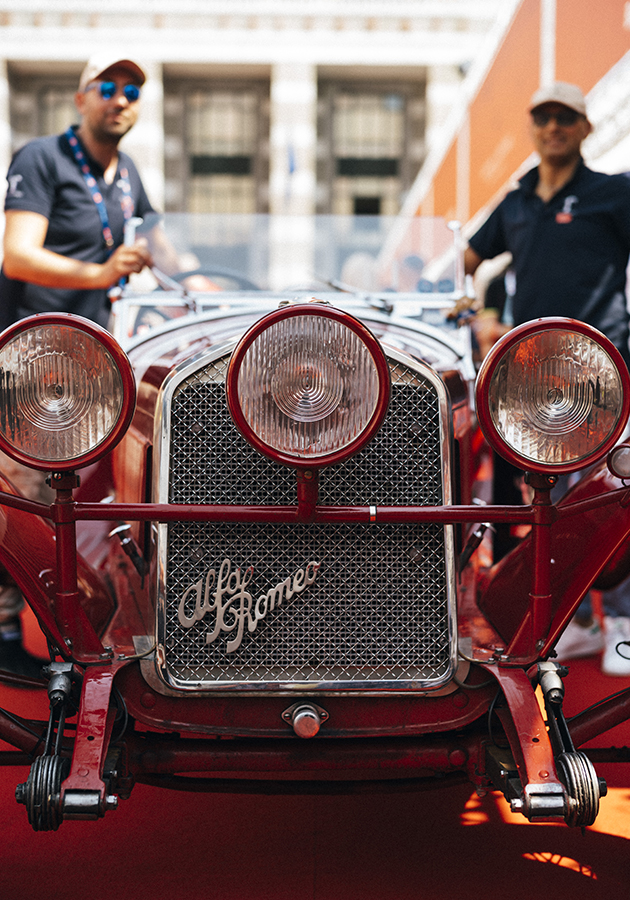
top-left (160, 354), bottom-right (453, 688)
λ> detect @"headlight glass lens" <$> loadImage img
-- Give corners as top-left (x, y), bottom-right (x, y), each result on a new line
top-left (235, 312), bottom-right (385, 460)
top-left (0, 324), bottom-right (125, 463)
top-left (486, 328), bottom-right (625, 467)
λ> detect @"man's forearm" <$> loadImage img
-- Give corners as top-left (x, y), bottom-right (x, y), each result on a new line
top-left (3, 245), bottom-right (111, 290)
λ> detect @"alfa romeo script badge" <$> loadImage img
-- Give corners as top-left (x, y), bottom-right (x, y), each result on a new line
top-left (177, 558), bottom-right (321, 652)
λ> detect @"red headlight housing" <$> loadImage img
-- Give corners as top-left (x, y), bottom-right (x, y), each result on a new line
top-left (476, 317), bottom-right (630, 474)
top-left (226, 304), bottom-right (390, 468)
top-left (0, 314), bottom-right (136, 471)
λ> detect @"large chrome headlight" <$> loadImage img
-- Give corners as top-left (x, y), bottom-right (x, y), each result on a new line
top-left (476, 318), bottom-right (630, 474)
top-left (0, 314), bottom-right (135, 470)
top-left (226, 304), bottom-right (390, 468)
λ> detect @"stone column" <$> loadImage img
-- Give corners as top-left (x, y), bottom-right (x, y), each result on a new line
top-left (268, 63), bottom-right (317, 289)
top-left (424, 64), bottom-right (463, 160)
top-left (121, 60), bottom-right (165, 212)
top-left (269, 62), bottom-right (317, 216)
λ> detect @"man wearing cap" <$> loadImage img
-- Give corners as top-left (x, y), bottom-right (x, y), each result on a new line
top-left (0, 53), bottom-right (154, 677)
top-left (0, 52), bottom-right (154, 330)
top-left (465, 81), bottom-right (630, 675)
top-left (466, 81), bottom-right (630, 367)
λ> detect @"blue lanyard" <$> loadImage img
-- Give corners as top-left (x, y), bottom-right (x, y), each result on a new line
top-left (65, 126), bottom-right (133, 255)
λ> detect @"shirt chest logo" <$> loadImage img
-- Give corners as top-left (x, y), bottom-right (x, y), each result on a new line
top-left (556, 195), bottom-right (578, 224)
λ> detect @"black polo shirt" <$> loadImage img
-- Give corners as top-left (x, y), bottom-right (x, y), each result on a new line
top-left (1, 127), bottom-right (154, 329)
top-left (468, 160), bottom-right (630, 365)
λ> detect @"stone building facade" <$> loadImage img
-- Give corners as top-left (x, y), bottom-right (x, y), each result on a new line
top-left (0, 0), bottom-right (507, 219)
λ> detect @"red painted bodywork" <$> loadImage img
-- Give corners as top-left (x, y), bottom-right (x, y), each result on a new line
top-left (1, 310), bottom-right (630, 830)
top-left (479, 467), bottom-right (630, 653)
top-left (0, 476), bottom-right (114, 654)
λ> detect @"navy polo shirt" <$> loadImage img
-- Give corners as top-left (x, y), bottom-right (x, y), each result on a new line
top-left (468, 160), bottom-right (630, 364)
top-left (0, 128), bottom-right (154, 329)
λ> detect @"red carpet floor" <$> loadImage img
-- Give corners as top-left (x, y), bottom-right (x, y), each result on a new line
top-left (0, 610), bottom-right (628, 900)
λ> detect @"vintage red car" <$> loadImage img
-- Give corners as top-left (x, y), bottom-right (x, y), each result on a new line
top-left (1, 213), bottom-right (629, 831)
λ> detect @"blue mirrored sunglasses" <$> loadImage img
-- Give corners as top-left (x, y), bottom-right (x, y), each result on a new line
top-left (88, 81), bottom-right (141, 102)
top-left (531, 108), bottom-right (581, 127)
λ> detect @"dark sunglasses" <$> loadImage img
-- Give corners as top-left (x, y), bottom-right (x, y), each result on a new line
top-left (88, 81), bottom-right (141, 102)
top-left (531, 108), bottom-right (582, 127)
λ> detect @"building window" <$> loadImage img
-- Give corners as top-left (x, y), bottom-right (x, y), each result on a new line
top-left (164, 79), bottom-right (269, 213)
top-left (8, 69), bottom-right (78, 151)
top-left (318, 80), bottom-right (426, 215)
top-left (38, 87), bottom-right (77, 138)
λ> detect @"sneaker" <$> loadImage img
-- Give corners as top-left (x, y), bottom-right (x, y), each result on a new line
top-left (553, 619), bottom-right (604, 661)
top-left (602, 616), bottom-right (630, 677)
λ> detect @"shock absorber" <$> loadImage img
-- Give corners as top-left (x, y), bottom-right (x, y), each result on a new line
top-left (537, 660), bottom-right (607, 827)
top-left (15, 661), bottom-right (77, 831)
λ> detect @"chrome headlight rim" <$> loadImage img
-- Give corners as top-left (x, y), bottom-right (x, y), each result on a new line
top-left (475, 317), bottom-right (630, 475)
top-left (0, 313), bottom-right (136, 471)
top-left (226, 304), bottom-right (391, 469)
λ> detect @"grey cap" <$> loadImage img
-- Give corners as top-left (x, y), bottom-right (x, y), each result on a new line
top-left (529, 81), bottom-right (587, 117)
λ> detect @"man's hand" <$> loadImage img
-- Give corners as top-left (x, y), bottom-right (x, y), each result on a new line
top-left (472, 309), bottom-right (510, 358)
top-left (99, 238), bottom-right (153, 287)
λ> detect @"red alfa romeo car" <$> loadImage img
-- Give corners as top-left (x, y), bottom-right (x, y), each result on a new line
top-left (1, 213), bottom-right (629, 831)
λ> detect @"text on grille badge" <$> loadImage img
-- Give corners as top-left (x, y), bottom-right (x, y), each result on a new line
top-left (177, 558), bottom-right (321, 652)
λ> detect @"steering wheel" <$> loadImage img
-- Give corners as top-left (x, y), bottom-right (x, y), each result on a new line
top-left (169, 266), bottom-right (260, 291)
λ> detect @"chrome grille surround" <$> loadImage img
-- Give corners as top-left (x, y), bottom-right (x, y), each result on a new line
top-left (153, 337), bottom-right (457, 693)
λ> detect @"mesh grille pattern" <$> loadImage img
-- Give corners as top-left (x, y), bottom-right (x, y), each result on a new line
top-left (162, 354), bottom-right (452, 687)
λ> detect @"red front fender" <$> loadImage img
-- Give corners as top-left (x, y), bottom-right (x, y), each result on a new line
top-left (478, 461), bottom-right (630, 647)
top-left (0, 476), bottom-right (115, 651)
